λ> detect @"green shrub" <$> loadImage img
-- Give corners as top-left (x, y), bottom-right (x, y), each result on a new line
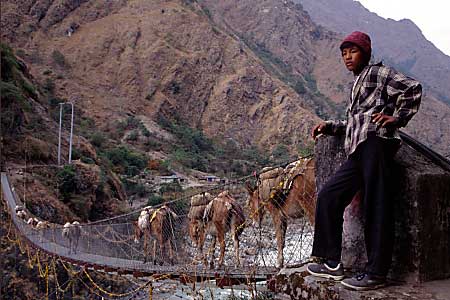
top-left (126, 116), bottom-right (140, 129)
top-left (104, 146), bottom-right (147, 175)
top-left (80, 156), bottom-right (95, 164)
top-left (90, 132), bottom-right (107, 148)
top-left (297, 141), bottom-right (314, 157)
top-left (124, 180), bottom-right (148, 197)
top-left (0, 81), bottom-right (26, 103)
top-left (1, 43), bottom-right (20, 81)
top-left (304, 73), bottom-right (317, 90)
top-left (69, 195), bottom-right (90, 220)
top-left (160, 182), bottom-right (182, 194)
top-left (43, 78), bottom-right (55, 94)
top-left (202, 6), bottom-right (212, 19)
top-left (141, 126), bottom-right (151, 137)
top-left (126, 130), bottom-right (139, 141)
top-left (147, 194), bottom-right (164, 206)
top-left (143, 138), bottom-right (162, 151)
top-left (57, 165), bottom-right (77, 201)
top-left (51, 50), bottom-right (68, 68)
top-left (71, 148), bottom-right (82, 160)
top-left (242, 146), bottom-right (270, 165)
top-left (271, 144), bottom-right (290, 162)
top-left (293, 80), bottom-right (306, 94)
top-left (47, 97), bottom-right (59, 108)
top-left (22, 80), bottom-right (36, 97)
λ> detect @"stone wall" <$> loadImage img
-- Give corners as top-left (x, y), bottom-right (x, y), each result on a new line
top-left (313, 135), bottom-right (450, 282)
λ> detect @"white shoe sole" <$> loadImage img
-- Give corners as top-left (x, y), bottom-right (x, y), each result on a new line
top-left (306, 267), bottom-right (345, 281)
top-left (341, 280), bottom-right (386, 290)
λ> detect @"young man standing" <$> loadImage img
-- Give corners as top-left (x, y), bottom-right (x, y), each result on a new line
top-left (307, 31), bottom-right (422, 290)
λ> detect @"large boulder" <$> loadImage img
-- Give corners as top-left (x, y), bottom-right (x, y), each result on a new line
top-left (314, 134), bottom-right (450, 282)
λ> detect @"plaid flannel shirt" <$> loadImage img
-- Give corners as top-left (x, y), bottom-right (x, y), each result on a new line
top-left (327, 62), bottom-right (422, 156)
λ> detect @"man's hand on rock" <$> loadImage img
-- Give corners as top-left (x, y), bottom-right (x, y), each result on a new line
top-left (312, 122), bottom-right (330, 139)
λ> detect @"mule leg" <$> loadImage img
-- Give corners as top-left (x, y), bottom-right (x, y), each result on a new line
top-left (274, 216), bottom-right (287, 268)
top-left (200, 229), bottom-right (206, 263)
top-left (208, 236), bottom-right (216, 269)
top-left (143, 235), bottom-right (148, 263)
top-left (217, 229), bottom-right (226, 268)
top-left (233, 228), bottom-right (240, 267)
top-left (168, 239), bottom-right (174, 265)
top-left (152, 239), bottom-right (157, 265)
top-left (74, 235), bottom-right (79, 254)
top-left (159, 238), bottom-right (165, 266)
top-left (68, 237), bottom-right (72, 255)
top-left (198, 228), bottom-right (208, 266)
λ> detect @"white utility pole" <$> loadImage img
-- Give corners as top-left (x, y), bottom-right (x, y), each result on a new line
top-left (57, 103), bottom-right (63, 166)
top-left (68, 102), bottom-right (74, 164)
top-left (57, 102), bottom-right (75, 165)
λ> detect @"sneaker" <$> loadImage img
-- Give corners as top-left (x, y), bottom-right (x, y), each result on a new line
top-left (306, 261), bottom-right (345, 281)
top-left (341, 273), bottom-right (386, 291)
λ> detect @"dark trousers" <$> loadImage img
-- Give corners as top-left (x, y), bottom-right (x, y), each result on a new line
top-left (311, 135), bottom-right (399, 276)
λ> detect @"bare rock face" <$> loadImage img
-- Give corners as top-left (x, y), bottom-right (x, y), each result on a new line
top-left (314, 135), bottom-right (450, 282)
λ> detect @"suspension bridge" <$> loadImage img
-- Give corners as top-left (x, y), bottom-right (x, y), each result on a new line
top-left (1, 165), bottom-right (314, 297)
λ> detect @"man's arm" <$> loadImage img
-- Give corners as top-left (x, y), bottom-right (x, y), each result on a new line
top-left (312, 120), bottom-right (347, 138)
top-left (385, 69), bottom-right (422, 127)
top-left (327, 120), bottom-right (347, 135)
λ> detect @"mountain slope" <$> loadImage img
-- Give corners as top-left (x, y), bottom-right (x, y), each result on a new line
top-left (298, 0), bottom-right (450, 105)
top-left (1, 0), bottom-right (323, 152)
top-left (1, 0), bottom-right (448, 156)
top-left (199, 0), bottom-right (450, 155)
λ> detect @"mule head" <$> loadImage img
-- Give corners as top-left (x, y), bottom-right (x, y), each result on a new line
top-left (245, 181), bottom-right (264, 227)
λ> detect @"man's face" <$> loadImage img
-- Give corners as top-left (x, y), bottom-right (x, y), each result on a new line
top-left (341, 45), bottom-right (365, 74)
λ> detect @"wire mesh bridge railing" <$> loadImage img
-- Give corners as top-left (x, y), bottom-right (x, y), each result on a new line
top-left (2, 164), bottom-right (315, 283)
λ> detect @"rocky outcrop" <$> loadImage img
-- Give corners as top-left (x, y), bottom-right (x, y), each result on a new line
top-left (272, 266), bottom-right (450, 300)
top-left (314, 134), bottom-right (450, 282)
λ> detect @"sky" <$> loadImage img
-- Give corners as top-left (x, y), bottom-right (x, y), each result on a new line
top-left (356, 0), bottom-right (450, 56)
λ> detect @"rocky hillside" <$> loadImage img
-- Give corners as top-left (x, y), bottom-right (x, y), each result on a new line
top-left (199, 0), bottom-right (450, 155)
top-left (1, 0), bottom-right (324, 154)
top-left (1, 0), bottom-right (448, 155)
top-left (0, 42), bottom-right (135, 298)
top-left (1, 43), bottom-right (127, 222)
top-left (298, 0), bottom-right (450, 105)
